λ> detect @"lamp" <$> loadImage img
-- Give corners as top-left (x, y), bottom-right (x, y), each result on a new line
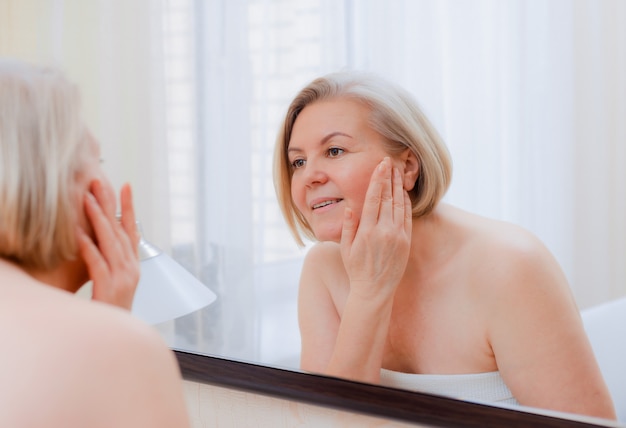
top-left (131, 230), bottom-right (217, 325)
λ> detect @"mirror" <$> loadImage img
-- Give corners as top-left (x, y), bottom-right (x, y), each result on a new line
top-left (174, 350), bottom-right (623, 427)
top-left (153, 2), bottom-right (625, 423)
top-left (3, 0), bottom-right (623, 425)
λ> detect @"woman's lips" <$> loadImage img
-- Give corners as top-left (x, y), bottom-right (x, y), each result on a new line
top-left (311, 198), bottom-right (343, 210)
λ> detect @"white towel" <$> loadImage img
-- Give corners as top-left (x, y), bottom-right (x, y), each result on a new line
top-left (379, 369), bottom-right (518, 405)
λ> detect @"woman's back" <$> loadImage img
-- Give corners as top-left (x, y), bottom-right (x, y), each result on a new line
top-left (0, 260), bottom-right (190, 428)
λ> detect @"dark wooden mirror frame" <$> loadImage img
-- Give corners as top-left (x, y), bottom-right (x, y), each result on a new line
top-left (174, 349), bottom-right (618, 428)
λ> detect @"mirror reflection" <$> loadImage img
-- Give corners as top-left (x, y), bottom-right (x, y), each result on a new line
top-left (4, 0), bottom-right (623, 424)
top-left (153, 0), bottom-right (625, 421)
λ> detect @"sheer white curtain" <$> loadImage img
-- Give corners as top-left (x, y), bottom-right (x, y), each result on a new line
top-left (336, 0), bottom-right (626, 308)
top-left (241, 0), bottom-right (626, 308)
top-left (0, 0), bottom-right (172, 301)
top-left (173, 0), bottom-right (625, 363)
top-left (1, 0), bottom-right (171, 242)
top-left (570, 0), bottom-right (626, 306)
top-left (3, 0), bottom-right (624, 364)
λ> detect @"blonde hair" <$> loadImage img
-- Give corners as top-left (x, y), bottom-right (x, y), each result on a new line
top-left (0, 59), bottom-right (90, 270)
top-left (273, 71), bottom-right (453, 246)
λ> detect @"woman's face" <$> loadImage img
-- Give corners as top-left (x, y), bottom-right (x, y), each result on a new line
top-left (288, 98), bottom-right (399, 242)
top-left (73, 133), bottom-right (115, 243)
top-left (58, 132), bottom-right (114, 288)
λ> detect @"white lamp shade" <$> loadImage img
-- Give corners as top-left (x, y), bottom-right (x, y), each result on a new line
top-left (131, 251), bottom-right (217, 325)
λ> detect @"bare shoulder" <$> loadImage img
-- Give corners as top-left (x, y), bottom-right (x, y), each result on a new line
top-left (452, 206), bottom-right (568, 296)
top-left (445, 204), bottom-right (579, 331)
top-left (301, 241), bottom-right (346, 287)
top-left (68, 296), bottom-right (179, 372)
top-left (0, 282), bottom-right (189, 428)
top-left (303, 241), bottom-right (342, 267)
top-left (446, 207), bottom-right (614, 417)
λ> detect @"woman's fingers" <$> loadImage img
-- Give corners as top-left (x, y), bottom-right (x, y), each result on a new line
top-left (403, 189), bottom-right (413, 236)
top-left (377, 159), bottom-right (395, 224)
top-left (83, 180), bottom-right (140, 310)
top-left (119, 183), bottom-right (139, 258)
top-left (84, 190), bottom-right (121, 262)
top-left (87, 181), bottom-right (137, 266)
top-left (362, 157), bottom-right (408, 229)
top-left (77, 226), bottom-right (108, 281)
top-left (392, 166), bottom-right (407, 227)
top-left (339, 156), bottom-right (412, 299)
top-left (90, 179), bottom-right (116, 222)
top-left (340, 206), bottom-right (358, 257)
top-left (360, 157), bottom-right (390, 229)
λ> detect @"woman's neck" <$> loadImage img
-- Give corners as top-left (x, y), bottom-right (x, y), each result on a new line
top-left (1, 257), bottom-right (86, 294)
top-left (408, 203), bottom-right (462, 274)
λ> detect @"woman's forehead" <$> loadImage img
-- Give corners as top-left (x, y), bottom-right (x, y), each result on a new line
top-left (290, 99), bottom-right (371, 140)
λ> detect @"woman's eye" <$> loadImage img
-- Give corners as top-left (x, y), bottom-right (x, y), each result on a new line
top-left (327, 147), bottom-right (344, 157)
top-left (291, 159), bottom-right (305, 169)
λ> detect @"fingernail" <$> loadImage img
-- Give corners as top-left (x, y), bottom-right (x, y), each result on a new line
top-left (378, 157), bottom-right (389, 172)
top-left (90, 179), bottom-right (101, 193)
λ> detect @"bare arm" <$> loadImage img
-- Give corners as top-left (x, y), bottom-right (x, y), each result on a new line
top-left (2, 293), bottom-right (190, 428)
top-left (64, 311), bottom-right (190, 427)
top-left (299, 158), bottom-right (412, 383)
top-left (98, 321), bottom-right (191, 428)
top-left (298, 243), bottom-right (342, 373)
top-left (487, 234), bottom-right (616, 419)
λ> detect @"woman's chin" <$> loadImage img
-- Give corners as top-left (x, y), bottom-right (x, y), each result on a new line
top-left (312, 228), bottom-right (342, 243)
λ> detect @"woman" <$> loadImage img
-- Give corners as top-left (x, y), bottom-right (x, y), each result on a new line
top-left (0, 59), bottom-right (190, 427)
top-left (273, 71), bottom-right (615, 419)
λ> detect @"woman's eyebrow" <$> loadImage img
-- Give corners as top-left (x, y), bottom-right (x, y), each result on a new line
top-left (288, 131), bottom-right (352, 154)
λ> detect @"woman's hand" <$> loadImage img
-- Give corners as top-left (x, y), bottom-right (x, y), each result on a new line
top-left (340, 157), bottom-right (412, 300)
top-left (77, 180), bottom-right (140, 310)
top-left (318, 157), bottom-right (412, 383)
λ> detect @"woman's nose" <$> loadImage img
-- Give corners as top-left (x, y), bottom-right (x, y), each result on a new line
top-left (302, 161), bottom-right (328, 186)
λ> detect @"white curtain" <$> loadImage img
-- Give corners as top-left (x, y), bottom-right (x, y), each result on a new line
top-left (243, 0), bottom-right (626, 310)
top-left (0, 0), bottom-right (171, 244)
top-left (2, 0), bottom-right (625, 364)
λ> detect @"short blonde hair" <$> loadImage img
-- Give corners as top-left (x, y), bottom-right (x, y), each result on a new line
top-left (273, 71), bottom-right (453, 246)
top-left (0, 59), bottom-right (90, 270)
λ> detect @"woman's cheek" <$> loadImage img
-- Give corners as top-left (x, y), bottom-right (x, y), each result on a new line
top-left (291, 180), bottom-right (307, 217)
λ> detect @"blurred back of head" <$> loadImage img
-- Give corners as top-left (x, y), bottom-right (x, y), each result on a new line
top-left (0, 58), bottom-right (90, 270)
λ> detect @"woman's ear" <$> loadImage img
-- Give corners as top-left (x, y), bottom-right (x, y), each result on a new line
top-left (400, 148), bottom-right (419, 191)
